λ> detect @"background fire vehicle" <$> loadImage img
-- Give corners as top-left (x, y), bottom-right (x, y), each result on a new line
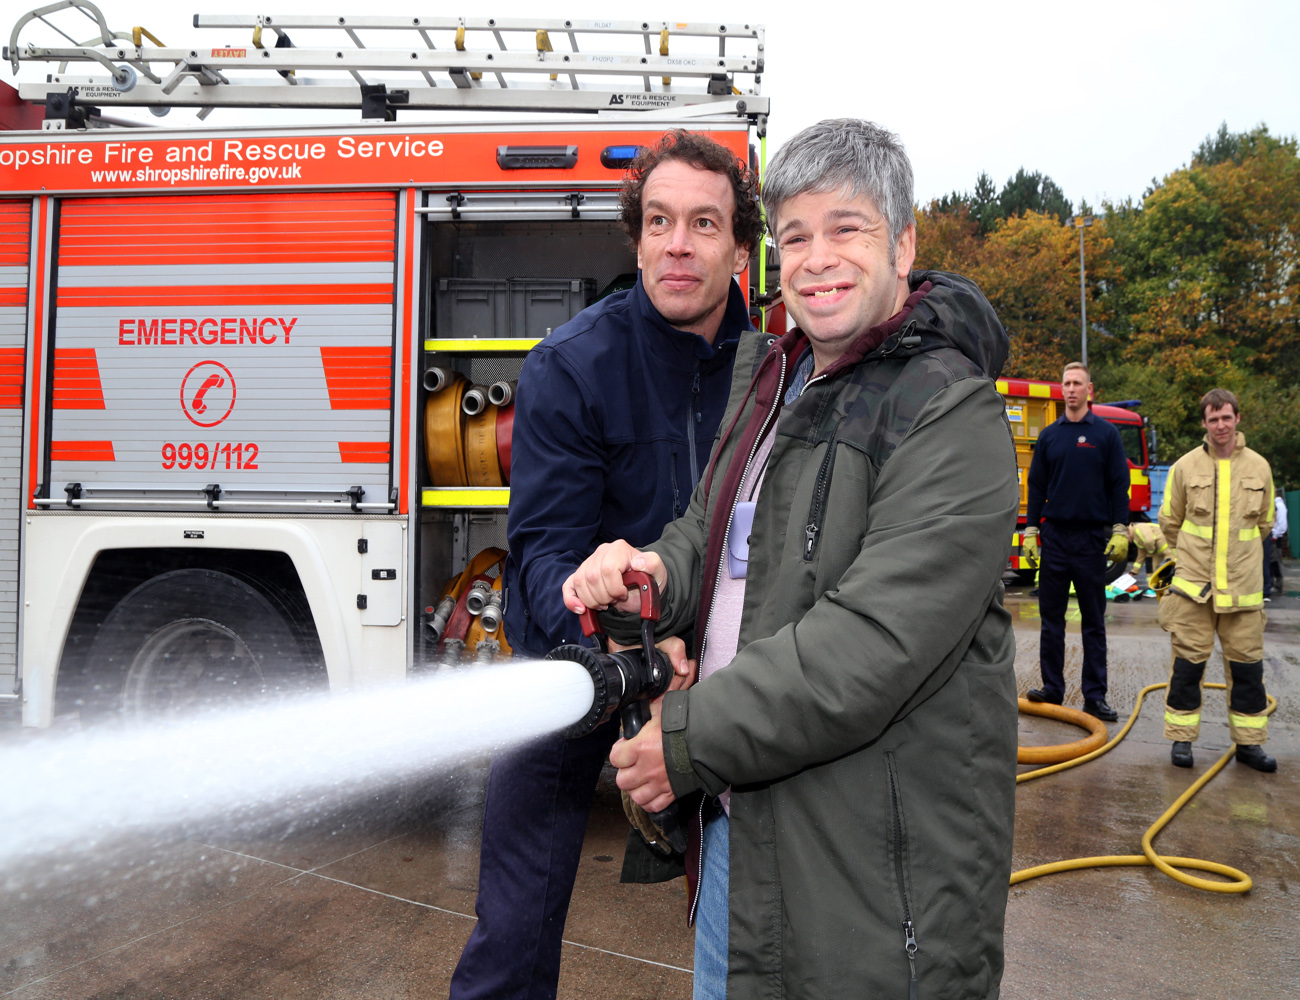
top-left (999, 377), bottom-right (1155, 581)
top-left (0, 4), bottom-right (768, 726)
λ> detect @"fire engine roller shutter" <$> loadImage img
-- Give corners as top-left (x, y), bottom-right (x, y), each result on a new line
top-left (49, 191), bottom-right (397, 505)
top-left (0, 201), bottom-right (30, 689)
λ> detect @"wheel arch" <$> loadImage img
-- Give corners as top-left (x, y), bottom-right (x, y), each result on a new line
top-left (22, 516), bottom-right (357, 727)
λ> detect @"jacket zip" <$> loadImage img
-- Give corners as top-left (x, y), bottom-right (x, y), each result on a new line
top-left (887, 752), bottom-right (919, 999)
top-left (688, 365), bottom-right (701, 490)
top-left (803, 430), bottom-right (838, 560)
top-left (669, 457), bottom-right (682, 519)
top-left (698, 352), bottom-right (788, 666)
top-left (688, 795), bottom-right (708, 925)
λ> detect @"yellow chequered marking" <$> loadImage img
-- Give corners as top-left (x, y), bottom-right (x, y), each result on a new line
top-left (1028, 384), bottom-right (1050, 397)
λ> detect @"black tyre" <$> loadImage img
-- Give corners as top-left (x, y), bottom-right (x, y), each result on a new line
top-left (80, 568), bottom-right (323, 720)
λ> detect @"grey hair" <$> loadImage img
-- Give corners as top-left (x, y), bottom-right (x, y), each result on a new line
top-left (762, 119), bottom-right (916, 249)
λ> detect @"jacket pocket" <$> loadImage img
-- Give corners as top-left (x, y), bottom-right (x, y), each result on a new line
top-left (886, 751), bottom-right (920, 999)
top-left (1241, 476), bottom-right (1266, 519)
top-left (802, 433), bottom-right (838, 561)
top-left (1187, 474), bottom-right (1215, 517)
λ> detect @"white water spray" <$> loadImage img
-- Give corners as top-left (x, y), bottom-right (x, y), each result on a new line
top-left (0, 660), bottom-right (593, 866)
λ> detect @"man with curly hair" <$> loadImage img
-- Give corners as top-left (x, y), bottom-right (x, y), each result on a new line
top-left (449, 129), bottom-right (763, 1000)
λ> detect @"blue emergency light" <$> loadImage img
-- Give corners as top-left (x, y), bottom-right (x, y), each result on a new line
top-left (600, 145), bottom-right (644, 169)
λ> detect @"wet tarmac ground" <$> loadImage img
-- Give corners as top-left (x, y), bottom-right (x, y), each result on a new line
top-left (3, 578), bottom-right (1299, 999)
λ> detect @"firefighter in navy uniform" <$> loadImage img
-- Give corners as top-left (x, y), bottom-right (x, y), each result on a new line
top-left (1022, 361), bottom-right (1129, 721)
top-left (1157, 387), bottom-right (1276, 771)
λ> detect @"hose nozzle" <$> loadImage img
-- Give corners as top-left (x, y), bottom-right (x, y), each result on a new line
top-left (462, 386), bottom-right (488, 416)
top-left (479, 591), bottom-right (504, 632)
top-left (465, 579), bottom-right (493, 615)
top-left (546, 570), bottom-right (669, 740)
top-left (487, 380), bottom-right (517, 407)
top-left (423, 366), bottom-right (453, 393)
top-left (426, 596), bottom-right (456, 642)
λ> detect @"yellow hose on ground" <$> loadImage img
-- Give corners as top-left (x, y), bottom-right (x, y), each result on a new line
top-left (1015, 700), bottom-right (1109, 763)
top-left (1012, 682), bottom-right (1278, 893)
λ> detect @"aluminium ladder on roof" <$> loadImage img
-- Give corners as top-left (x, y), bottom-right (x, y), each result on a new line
top-left (5, 1), bottom-right (767, 127)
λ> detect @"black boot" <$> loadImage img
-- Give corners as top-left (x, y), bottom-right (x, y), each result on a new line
top-left (1235, 744), bottom-right (1277, 773)
top-left (1026, 688), bottom-right (1063, 705)
top-left (1083, 698), bottom-right (1118, 722)
top-left (1170, 741), bottom-right (1193, 768)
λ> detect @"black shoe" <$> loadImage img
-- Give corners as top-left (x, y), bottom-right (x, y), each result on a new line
top-left (1026, 688), bottom-right (1063, 705)
top-left (1171, 741), bottom-right (1193, 768)
top-left (1029, 588), bottom-right (1040, 598)
top-left (1083, 699), bottom-right (1119, 722)
top-left (1235, 744), bottom-right (1277, 773)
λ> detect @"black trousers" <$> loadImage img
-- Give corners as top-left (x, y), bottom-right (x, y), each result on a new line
top-left (1262, 534), bottom-right (1273, 597)
top-left (450, 718), bottom-right (620, 1000)
top-left (1038, 521), bottom-right (1109, 702)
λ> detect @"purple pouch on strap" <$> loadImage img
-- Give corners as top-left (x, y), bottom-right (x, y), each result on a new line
top-left (727, 501), bottom-right (756, 579)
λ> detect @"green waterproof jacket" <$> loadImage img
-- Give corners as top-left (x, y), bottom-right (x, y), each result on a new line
top-left (607, 271), bottom-right (1020, 999)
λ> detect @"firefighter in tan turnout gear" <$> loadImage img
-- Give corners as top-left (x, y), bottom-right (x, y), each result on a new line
top-left (1157, 388), bottom-right (1276, 772)
top-left (1128, 521), bottom-right (1170, 576)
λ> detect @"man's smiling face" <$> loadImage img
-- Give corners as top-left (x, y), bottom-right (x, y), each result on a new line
top-left (775, 188), bottom-right (914, 371)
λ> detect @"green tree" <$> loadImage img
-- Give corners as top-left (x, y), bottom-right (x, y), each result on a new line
top-left (997, 168), bottom-right (1073, 225)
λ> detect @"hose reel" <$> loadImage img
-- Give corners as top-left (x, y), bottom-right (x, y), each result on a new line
top-left (423, 370), bottom-right (515, 487)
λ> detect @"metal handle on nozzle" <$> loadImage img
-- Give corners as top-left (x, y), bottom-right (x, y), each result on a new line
top-left (547, 570), bottom-right (686, 852)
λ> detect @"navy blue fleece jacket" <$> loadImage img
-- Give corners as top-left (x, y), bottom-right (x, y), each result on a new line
top-left (1026, 409), bottom-right (1130, 528)
top-left (503, 274), bottom-right (751, 656)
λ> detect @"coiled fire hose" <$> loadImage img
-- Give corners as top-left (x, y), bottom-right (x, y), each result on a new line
top-left (1013, 683), bottom-right (1278, 893)
top-left (426, 547), bottom-right (512, 660)
top-left (423, 369), bottom-right (515, 487)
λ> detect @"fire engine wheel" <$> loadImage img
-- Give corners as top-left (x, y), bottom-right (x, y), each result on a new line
top-left (84, 569), bottom-right (320, 720)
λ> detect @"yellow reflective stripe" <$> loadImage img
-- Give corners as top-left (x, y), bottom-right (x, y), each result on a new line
top-left (1165, 711), bottom-right (1201, 726)
top-left (1237, 591), bottom-right (1264, 607)
top-left (1180, 520), bottom-right (1213, 539)
top-left (1228, 713), bottom-right (1268, 729)
top-left (1215, 594), bottom-right (1234, 608)
top-left (1161, 476), bottom-right (1174, 517)
top-left (1171, 576), bottom-right (1203, 599)
top-left (1238, 527), bottom-right (1260, 541)
top-left (1216, 460), bottom-right (1231, 592)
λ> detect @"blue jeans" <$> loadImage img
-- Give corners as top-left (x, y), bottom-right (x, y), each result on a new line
top-left (694, 804), bottom-right (729, 1000)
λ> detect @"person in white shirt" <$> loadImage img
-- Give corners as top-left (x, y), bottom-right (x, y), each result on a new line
top-left (1264, 491), bottom-right (1288, 601)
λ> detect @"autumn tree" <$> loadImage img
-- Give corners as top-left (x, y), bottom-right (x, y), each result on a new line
top-left (1098, 125), bottom-right (1300, 477)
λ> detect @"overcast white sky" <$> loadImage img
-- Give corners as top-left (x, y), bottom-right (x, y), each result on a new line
top-left (8, 0), bottom-right (1298, 208)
